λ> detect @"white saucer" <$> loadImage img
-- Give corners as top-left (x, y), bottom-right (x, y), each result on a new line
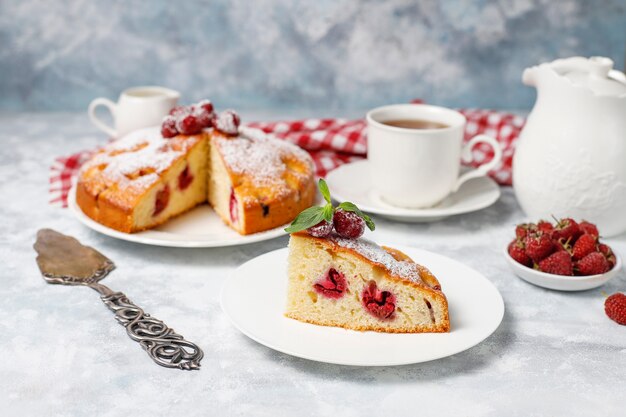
top-left (325, 160), bottom-right (501, 222)
top-left (221, 246), bottom-right (504, 366)
top-left (68, 184), bottom-right (292, 248)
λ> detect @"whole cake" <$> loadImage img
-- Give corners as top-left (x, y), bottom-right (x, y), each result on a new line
top-left (76, 101), bottom-right (316, 235)
top-left (284, 180), bottom-right (450, 333)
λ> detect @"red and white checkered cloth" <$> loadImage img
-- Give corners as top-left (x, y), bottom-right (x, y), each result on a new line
top-left (49, 108), bottom-right (524, 207)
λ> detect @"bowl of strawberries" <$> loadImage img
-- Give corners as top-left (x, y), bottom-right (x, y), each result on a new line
top-left (504, 218), bottom-right (622, 291)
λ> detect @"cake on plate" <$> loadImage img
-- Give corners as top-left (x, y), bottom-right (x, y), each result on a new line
top-left (76, 101), bottom-right (316, 235)
top-left (284, 180), bottom-right (450, 333)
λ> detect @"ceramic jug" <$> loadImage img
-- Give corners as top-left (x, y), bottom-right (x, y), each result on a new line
top-left (513, 57), bottom-right (626, 236)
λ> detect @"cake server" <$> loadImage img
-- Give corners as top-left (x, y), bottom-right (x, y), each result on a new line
top-left (33, 228), bottom-right (203, 370)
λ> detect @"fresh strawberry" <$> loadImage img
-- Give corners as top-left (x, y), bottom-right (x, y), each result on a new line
top-left (579, 221), bottom-right (599, 237)
top-left (575, 252), bottom-right (610, 275)
top-left (515, 223), bottom-right (534, 239)
top-left (572, 233), bottom-right (597, 260)
top-left (537, 220), bottom-right (554, 234)
top-left (524, 232), bottom-right (554, 263)
top-left (598, 243), bottom-right (617, 268)
top-left (538, 251), bottom-right (573, 276)
top-left (604, 292), bottom-right (626, 325)
top-left (508, 239), bottom-right (531, 267)
top-left (552, 218), bottom-right (581, 243)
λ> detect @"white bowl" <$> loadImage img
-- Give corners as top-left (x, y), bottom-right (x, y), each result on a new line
top-left (503, 247), bottom-right (622, 291)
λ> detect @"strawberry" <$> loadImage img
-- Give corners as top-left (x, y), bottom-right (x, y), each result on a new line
top-left (552, 218), bottom-right (581, 243)
top-left (508, 239), bottom-right (531, 267)
top-left (598, 243), bottom-right (617, 268)
top-left (537, 220), bottom-right (554, 234)
top-left (575, 252), bottom-right (610, 275)
top-left (572, 233), bottom-right (597, 260)
top-left (579, 221), bottom-right (599, 238)
top-left (538, 251), bottom-right (573, 276)
top-left (604, 293), bottom-right (626, 325)
top-left (524, 232), bottom-right (554, 263)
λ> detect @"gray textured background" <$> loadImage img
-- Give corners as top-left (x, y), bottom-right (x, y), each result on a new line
top-left (1, 0), bottom-right (625, 111)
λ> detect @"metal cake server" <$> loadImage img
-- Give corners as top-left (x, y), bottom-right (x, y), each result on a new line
top-left (34, 229), bottom-right (203, 370)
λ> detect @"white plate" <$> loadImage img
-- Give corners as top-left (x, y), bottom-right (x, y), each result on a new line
top-left (503, 247), bottom-right (622, 291)
top-left (221, 246), bottom-right (504, 366)
top-left (68, 184), bottom-right (292, 248)
top-left (325, 160), bottom-right (501, 222)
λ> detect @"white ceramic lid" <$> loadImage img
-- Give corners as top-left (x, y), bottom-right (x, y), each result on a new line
top-left (554, 56), bottom-right (626, 96)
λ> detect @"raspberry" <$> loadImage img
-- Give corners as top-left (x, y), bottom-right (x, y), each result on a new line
top-left (515, 223), bottom-right (534, 239)
top-left (598, 243), bottom-right (617, 268)
top-left (333, 209), bottom-right (365, 239)
top-left (307, 220), bottom-right (333, 238)
top-left (197, 99), bottom-right (214, 115)
top-left (552, 218), bottom-right (581, 243)
top-left (362, 281), bottom-right (395, 320)
top-left (537, 220), bottom-right (554, 234)
top-left (229, 188), bottom-right (239, 225)
top-left (214, 110), bottom-right (241, 136)
top-left (508, 239), bottom-right (531, 267)
top-left (169, 106), bottom-right (187, 116)
top-left (538, 251), bottom-right (573, 275)
top-left (524, 232), bottom-right (554, 263)
top-left (161, 116), bottom-right (178, 138)
top-left (579, 221), bottom-right (599, 237)
top-left (572, 233), bottom-right (597, 260)
top-left (176, 114), bottom-right (203, 135)
top-left (178, 165), bottom-right (193, 190)
top-left (575, 252), bottom-right (610, 276)
top-left (153, 185), bottom-right (170, 216)
top-left (194, 100), bottom-right (214, 128)
top-left (313, 268), bottom-right (347, 299)
top-left (604, 293), bottom-right (626, 325)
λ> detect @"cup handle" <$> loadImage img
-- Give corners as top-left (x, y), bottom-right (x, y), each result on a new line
top-left (452, 134), bottom-right (503, 192)
top-left (88, 98), bottom-right (117, 137)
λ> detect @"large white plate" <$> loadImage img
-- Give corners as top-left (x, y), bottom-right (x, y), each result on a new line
top-left (68, 184), bottom-right (292, 248)
top-left (221, 246), bottom-right (504, 366)
top-left (325, 160), bottom-right (501, 222)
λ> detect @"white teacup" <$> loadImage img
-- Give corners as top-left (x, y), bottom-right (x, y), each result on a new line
top-left (88, 86), bottom-right (180, 137)
top-left (366, 104), bottom-right (503, 208)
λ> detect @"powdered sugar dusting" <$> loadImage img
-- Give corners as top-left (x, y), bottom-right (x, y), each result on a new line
top-left (215, 127), bottom-right (314, 188)
top-left (80, 126), bottom-right (190, 192)
top-left (331, 235), bottom-right (424, 284)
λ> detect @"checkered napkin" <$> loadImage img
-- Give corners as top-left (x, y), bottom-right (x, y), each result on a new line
top-left (49, 109), bottom-right (524, 207)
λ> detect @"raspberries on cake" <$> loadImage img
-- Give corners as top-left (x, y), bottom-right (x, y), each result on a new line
top-left (160, 99), bottom-right (217, 138)
top-left (604, 292), bottom-right (626, 325)
top-left (507, 218), bottom-right (617, 276)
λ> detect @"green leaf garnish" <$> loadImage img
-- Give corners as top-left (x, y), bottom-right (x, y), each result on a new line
top-left (338, 201), bottom-right (375, 231)
top-left (284, 206), bottom-right (327, 233)
top-left (318, 178), bottom-right (331, 204)
top-left (285, 178), bottom-right (376, 233)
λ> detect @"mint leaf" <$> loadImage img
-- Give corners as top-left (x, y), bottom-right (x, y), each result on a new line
top-left (285, 206), bottom-right (326, 233)
top-left (322, 203), bottom-right (334, 222)
top-left (318, 178), bottom-right (331, 204)
top-left (338, 201), bottom-right (375, 231)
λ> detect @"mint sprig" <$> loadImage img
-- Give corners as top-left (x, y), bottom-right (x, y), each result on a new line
top-left (285, 179), bottom-right (375, 233)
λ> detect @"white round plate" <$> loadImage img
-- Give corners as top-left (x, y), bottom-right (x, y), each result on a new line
top-left (221, 246), bottom-right (504, 366)
top-left (68, 184), bottom-right (291, 248)
top-left (325, 160), bottom-right (501, 222)
top-left (503, 247), bottom-right (622, 291)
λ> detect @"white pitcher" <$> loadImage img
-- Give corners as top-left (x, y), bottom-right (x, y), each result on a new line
top-left (513, 57), bottom-right (626, 236)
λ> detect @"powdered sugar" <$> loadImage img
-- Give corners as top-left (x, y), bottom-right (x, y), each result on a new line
top-left (331, 235), bottom-right (424, 284)
top-left (215, 127), bottom-right (314, 188)
top-left (80, 126), bottom-right (189, 191)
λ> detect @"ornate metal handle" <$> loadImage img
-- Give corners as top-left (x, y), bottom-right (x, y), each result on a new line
top-left (101, 292), bottom-right (203, 370)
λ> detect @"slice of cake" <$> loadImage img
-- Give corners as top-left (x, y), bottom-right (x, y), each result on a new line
top-left (284, 180), bottom-right (450, 333)
top-left (76, 127), bottom-right (208, 233)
